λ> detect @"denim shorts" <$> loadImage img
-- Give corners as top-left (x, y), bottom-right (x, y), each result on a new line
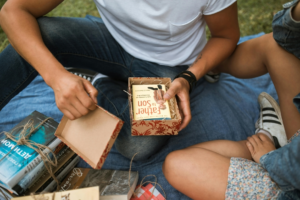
top-left (272, 0), bottom-right (300, 59)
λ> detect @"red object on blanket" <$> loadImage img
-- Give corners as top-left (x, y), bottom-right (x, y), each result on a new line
top-left (130, 183), bottom-right (165, 200)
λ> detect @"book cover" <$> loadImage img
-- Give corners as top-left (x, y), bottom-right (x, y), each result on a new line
top-left (60, 168), bottom-right (139, 200)
top-left (132, 84), bottom-right (171, 120)
top-left (0, 111), bottom-right (58, 190)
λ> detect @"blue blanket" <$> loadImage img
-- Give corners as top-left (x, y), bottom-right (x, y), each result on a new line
top-left (0, 33), bottom-right (276, 199)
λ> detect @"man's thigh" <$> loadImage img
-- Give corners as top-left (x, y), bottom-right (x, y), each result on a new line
top-left (0, 16), bottom-right (133, 110)
top-left (38, 15), bottom-right (134, 80)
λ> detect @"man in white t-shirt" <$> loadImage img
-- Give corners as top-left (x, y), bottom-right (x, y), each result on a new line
top-left (0, 0), bottom-right (239, 160)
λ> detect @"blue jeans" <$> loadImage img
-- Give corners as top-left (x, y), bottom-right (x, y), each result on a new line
top-left (273, 0), bottom-right (300, 59)
top-left (0, 16), bottom-right (189, 161)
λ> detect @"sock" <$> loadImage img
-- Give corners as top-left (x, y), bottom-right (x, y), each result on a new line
top-left (207, 71), bottom-right (219, 75)
top-left (91, 73), bottom-right (108, 85)
top-left (257, 129), bottom-right (275, 144)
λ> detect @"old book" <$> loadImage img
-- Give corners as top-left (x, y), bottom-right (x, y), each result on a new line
top-left (41, 155), bottom-right (80, 193)
top-left (60, 168), bottom-right (139, 200)
top-left (0, 111), bottom-right (59, 193)
top-left (132, 84), bottom-right (171, 120)
top-left (23, 148), bottom-right (76, 195)
top-left (11, 186), bottom-right (99, 200)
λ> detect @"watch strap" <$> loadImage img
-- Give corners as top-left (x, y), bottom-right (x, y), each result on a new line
top-left (174, 71), bottom-right (197, 93)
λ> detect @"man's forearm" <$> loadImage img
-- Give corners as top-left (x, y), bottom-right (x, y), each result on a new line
top-left (188, 36), bottom-right (238, 80)
top-left (0, 1), bottom-right (66, 87)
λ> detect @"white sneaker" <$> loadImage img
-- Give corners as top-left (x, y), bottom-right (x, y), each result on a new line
top-left (204, 71), bottom-right (220, 83)
top-left (255, 92), bottom-right (287, 148)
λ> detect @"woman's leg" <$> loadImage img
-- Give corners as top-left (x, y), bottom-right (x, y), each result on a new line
top-left (163, 147), bottom-right (230, 200)
top-left (163, 137), bottom-right (256, 200)
top-left (187, 140), bottom-right (252, 159)
top-left (264, 35), bottom-right (300, 139)
top-left (216, 33), bottom-right (300, 139)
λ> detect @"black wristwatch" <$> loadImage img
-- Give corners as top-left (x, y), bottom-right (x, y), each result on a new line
top-left (174, 70), bottom-right (197, 93)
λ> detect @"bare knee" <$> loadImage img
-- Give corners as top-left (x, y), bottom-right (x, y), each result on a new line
top-left (255, 33), bottom-right (274, 60)
top-left (163, 150), bottom-right (187, 185)
top-left (163, 148), bottom-right (228, 200)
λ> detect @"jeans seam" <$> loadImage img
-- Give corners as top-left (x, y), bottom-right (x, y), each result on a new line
top-left (97, 86), bottom-right (120, 116)
top-left (120, 101), bottom-right (129, 116)
top-left (0, 70), bottom-right (36, 107)
top-left (54, 52), bottom-right (134, 76)
top-left (284, 30), bottom-right (291, 43)
top-left (128, 57), bottom-right (135, 73)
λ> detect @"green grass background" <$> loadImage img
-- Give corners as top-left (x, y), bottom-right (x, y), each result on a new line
top-left (0, 0), bottom-right (287, 52)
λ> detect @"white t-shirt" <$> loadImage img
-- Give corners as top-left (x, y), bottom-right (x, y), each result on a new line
top-left (94, 0), bottom-right (236, 66)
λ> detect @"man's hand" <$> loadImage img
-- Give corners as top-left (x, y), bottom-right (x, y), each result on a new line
top-left (164, 78), bottom-right (191, 131)
top-left (49, 70), bottom-right (98, 120)
top-left (246, 133), bottom-right (276, 163)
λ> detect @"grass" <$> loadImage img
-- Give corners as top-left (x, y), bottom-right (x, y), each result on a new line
top-left (0, 0), bottom-right (288, 52)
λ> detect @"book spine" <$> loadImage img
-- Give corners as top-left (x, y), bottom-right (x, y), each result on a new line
top-left (6, 137), bottom-right (61, 189)
top-left (14, 145), bottom-right (68, 195)
top-left (42, 156), bottom-right (80, 192)
top-left (36, 154), bottom-right (78, 193)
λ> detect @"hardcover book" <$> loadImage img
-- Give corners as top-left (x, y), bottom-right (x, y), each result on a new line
top-left (0, 111), bottom-right (58, 192)
top-left (60, 168), bottom-right (139, 200)
top-left (41, 155), bottom-right (80, 193)
top-left (24, 147), bottom-right (76, 195)
top-left (132, 84), bottom-right (171, 120)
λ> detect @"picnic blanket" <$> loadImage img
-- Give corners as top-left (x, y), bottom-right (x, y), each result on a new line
top-left (0, 33), bottom-right (277, 200)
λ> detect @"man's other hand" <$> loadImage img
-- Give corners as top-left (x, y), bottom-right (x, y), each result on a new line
top-left (164, 78), bottom-right (191, 131)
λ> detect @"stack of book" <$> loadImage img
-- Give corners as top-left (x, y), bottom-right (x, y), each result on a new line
top-left (0, 111), bottom-right (79, 200)
top-left (0, 111), bottom-right (139, 200)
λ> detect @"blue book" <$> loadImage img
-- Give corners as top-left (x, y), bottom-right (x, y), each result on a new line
top-left (0, 111), bottom-right (58, 192)
top-left (13, 145), bottom-right (68, 195)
